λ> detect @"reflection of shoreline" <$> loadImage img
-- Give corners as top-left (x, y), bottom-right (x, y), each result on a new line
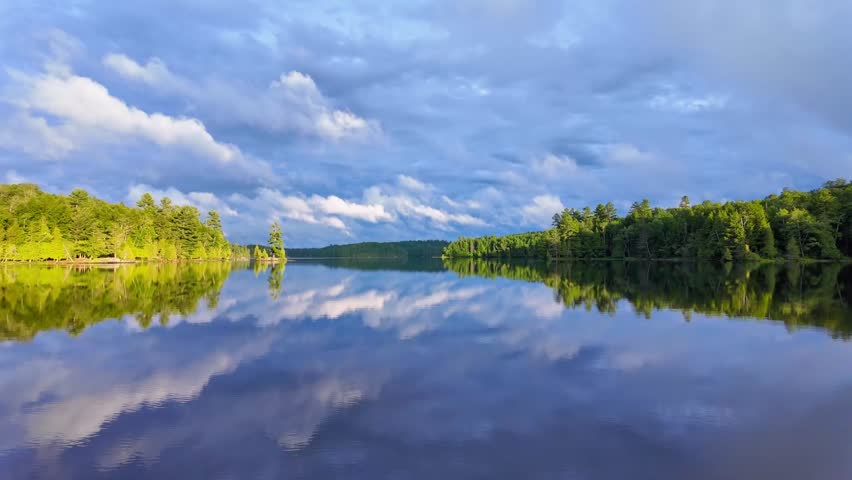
top-left (3, 259), bottom-right (850, 343)
top-left (289, 257), bottom-right (446, 272)
top-left (0, 262), bottom-right (244, 342)
top-left (0, 259), bottom-right (246, 266)
top-left (444, 259), bottom-right (852, 339)
top-left (3, 261), bottom-right (852, 479)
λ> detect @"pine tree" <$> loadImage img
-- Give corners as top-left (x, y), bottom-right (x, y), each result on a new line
top-left (268, 221), bottom-right (285, 260)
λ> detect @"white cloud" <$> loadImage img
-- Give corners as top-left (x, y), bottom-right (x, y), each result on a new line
top-left (243, 183), bottom-right (485, 236)
top-left (269, 71), bottom-right (377, 141)
top-left (253, 189), bottom-right (351, 231)
top-left (271, 71), bottom-right (316, 92)
top-left (18, 71), bottom-right (241, 163)
top-left (397, 174), bottom-right (430, 192)
top-left (442, 195), bottom-right (481, 210)
top-left (308, 194), bottom-right (392, 223)
top-left (321, 216), bottom-right (347, 230)
top-left (0, 112), bottom-right (75, 159)
top-left (128, 184), bottom-right (238, 216)
top-left (602, 144), bottom-right (662, 167)
top-left (531, 154), bottom-right (579, 175)
top-left (364, 186), bottom-right (487, 228)
top-left (103, 54), bottom-right (187, 91)
top-left (3, 61), bottom-right (275, 183)
top-left (441, 195), bottom-right (461, 208)
top-left (105, 54), bottom-right (380, 142)
top-left (521, 194), bottom-right (564, 227)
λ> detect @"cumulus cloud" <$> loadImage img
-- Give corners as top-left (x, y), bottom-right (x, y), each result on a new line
top-left (364, 186), bottom-right (487, 229)
top-left (0, 112), bottom-right (75, 159)
top-left (442, 195), bottom-right (481, 210)
top-left (251, 189), bottom-right (386, 232)
top-left (531, 154), bottom-right (579, 176)
top-left (397, 174), bottom-right (431, 192)
top-left (270, 71), bottom-right (377, 141)
top-left (230, 180), bottom-right (485, 239)
top-left (251, 188), bottom-right (349, 231)
top-left (601, 144), bottom-right (667, 168)
top-left (104, 54), bottom-right (380, 142)
top-left (308, 194), bottom-right (393, 223)
top-left (103, 53), bottom-right (188, 91)
top-left (521, 194), bottom-right (564, 227)
top-left (11, 69), bottom-right (241, 164)
top-left (4, 3), bottom-right (851, 245)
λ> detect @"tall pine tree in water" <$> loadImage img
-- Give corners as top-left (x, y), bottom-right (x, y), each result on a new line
top-left (268, 221), bottom-right (286, 261)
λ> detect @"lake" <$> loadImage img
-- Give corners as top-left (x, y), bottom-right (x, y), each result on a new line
top-left (1, 259), bottom-right (851, 479)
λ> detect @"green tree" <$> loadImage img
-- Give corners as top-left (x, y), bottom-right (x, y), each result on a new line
top-left (268, 221), bottom-right (285, 260)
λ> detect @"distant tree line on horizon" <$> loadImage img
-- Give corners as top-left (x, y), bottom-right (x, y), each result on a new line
top-left (443, 181), bottom-right (852, 262)
top-left (0, 183), bottom-right (286, 262)
top-left (286, 240), bottom-right (449, 259)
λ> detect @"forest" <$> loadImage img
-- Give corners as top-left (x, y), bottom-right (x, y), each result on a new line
top-left (286, 240), bottom-right (448, 258)
top-left (0, 184), bottom-right (235, 261)
top-left (443, 180), bottom-right (852, 261)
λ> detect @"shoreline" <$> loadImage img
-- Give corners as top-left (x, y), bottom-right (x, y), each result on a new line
top-left (0, 258), bottom-right (251, 266)
top-left (441, 256), bottom-right (852, 264)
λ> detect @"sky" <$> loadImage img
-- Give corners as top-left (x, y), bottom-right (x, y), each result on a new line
top-left (1, 0), bottom-right (851, 246)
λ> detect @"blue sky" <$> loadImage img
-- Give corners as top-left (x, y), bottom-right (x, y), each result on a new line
top-left (1, 0), bottom-right (851, 246)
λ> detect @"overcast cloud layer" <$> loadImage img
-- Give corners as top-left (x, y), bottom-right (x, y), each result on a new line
top-left (1, 0), bottom-right (850, 246)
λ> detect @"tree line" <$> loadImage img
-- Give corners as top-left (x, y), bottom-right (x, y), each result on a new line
top-left (286, 240), bottom-right (449, 258)
top-left (443, 180), bottom-right (852, 261)
top-left (0, 183), bottom-right (287, 262)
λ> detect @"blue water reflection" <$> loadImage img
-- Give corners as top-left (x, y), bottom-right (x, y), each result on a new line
top-left (1, 261), bottom-right (851, 479)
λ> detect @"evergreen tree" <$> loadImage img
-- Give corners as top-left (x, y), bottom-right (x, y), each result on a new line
top-left (268, 221), bottom-right (285, 260)
top-left (444, 182), bottom-right (852, 261)
top-left (0, 185), bottom-right (236, 262)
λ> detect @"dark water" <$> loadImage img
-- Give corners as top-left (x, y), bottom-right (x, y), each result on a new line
top-left (1, 260), bottom-right (851, 479)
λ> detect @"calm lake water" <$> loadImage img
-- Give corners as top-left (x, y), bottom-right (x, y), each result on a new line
top-left (1, 259), bottom-right (851, 479)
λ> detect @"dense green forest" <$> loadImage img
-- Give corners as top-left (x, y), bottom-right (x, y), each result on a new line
top-left (443, 181), bottom-right (852, 261)
top-left (0, 184), bottom-right (234, 261)
top-left (287, 240), bottom-right (449, 258)
top-left (445, 258), bottom-right (852, 339)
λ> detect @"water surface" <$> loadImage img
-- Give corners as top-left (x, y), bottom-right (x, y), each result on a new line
top-left (1, 260), bottom-right (851, 479)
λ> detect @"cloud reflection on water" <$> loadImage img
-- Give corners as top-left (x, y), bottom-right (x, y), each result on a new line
top-left (1, 262), bottom-right (851, 479)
